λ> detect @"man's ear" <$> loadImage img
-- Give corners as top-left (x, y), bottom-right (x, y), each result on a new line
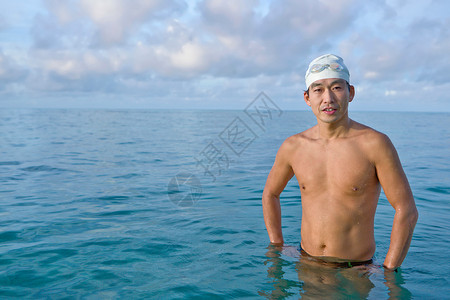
top-left (349, 85), bottom-right (355, 103)
top-left (304, 91), bottom-right (311, 107)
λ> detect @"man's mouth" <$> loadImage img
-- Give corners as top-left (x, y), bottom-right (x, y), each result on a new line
top-left (322, 107), bottom-right (337, 114)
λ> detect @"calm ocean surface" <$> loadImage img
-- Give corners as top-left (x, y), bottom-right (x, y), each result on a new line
top-left (0, 108), bottom-right (449, 299)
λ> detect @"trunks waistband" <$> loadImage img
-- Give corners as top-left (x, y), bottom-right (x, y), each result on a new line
top-left (300, 248), bottom-right (373, 268)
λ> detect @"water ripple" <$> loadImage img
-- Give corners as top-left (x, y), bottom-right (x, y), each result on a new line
top-left (0, 110), bottom-right (448, 299)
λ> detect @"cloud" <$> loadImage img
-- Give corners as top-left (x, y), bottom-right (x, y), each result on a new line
top-left (30, 0), bottom-right (366, 81)
top-left (189, 0), bottom-right (363, 78)
top-left (265, 0), bottom-right (359, 39)
top-left (0, 49), bottom-right (28, 88)
top-left (198, 0), bottom-right (258, 35)
top-left (409, 17), bottom-right (450, 84)
top-left (80, 0), bottom-right (187, 46)
top-left (32, 1), bottom-right (89, 49)
top-left (1, 0), bottom-right (450, 110)
top-left (35, 0), bottom-right (187, 48)
top-left (342, 6), bottom-right (450, 88)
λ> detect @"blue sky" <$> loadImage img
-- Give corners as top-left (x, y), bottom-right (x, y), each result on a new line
top-left (1, 0), bottom-right (449, 111)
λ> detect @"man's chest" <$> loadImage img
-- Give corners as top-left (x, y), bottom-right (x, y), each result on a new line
top-left (290, 142), bottom-right (377, 193)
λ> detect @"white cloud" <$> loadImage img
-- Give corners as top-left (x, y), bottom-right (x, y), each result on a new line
top-left (79, 0), bottom-right (166, 45)
top-left (1, 0), bottom-right (450, 110)
top-left (384, 90), bottom-right (397, 96)
top-left (36, 0), bottom-right (187, 47)
top-left (170, 42), bottom-right (207, 71)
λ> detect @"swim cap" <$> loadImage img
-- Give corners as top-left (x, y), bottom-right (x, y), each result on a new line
top-left (305, 54), bottom-right (350, 89)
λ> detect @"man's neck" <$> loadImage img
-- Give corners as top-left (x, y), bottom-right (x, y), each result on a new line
top-left (317, 117), bottom-right (352, 140)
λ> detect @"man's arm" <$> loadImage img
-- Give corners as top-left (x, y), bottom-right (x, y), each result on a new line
top-left (262, 138), bottom-right (295, 245)
top-left (373, 134), bottom-right (418, 270)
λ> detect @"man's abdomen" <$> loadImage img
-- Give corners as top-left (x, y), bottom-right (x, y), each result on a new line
top-left (300, 201), bottom-right (377, 261)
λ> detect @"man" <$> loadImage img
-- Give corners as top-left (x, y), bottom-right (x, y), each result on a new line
top-left (262, 54), bottom-right (418, 270)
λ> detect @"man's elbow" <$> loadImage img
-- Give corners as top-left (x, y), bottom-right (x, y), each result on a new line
top-left (410, 206), bottom-right (419, 227)
top-left (262, 189), bottom-right (280, 205)
top-left (402, 204), bottom-right (418, 228)
top-left (395, 201), bottom-right (418, 228)
top-left (262, 188), bottom-right (279, 199)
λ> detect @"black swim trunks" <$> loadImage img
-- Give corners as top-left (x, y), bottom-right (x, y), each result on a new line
top-left (299, 247), bottom-right (373, 268)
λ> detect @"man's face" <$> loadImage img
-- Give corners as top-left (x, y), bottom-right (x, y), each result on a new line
top-left (303, 78), bottom-right (355, 124)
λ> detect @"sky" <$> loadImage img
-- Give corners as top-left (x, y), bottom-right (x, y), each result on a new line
top-left (0, 0), bottom-right (449, 111)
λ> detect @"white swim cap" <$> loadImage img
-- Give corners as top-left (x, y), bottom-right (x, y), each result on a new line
top-left (305, 54), bottom-right (350, 89)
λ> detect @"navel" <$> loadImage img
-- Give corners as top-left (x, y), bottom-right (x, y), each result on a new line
top-left (352, 186), bottom-right (359, 192)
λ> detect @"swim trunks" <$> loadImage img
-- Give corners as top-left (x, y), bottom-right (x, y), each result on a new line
top-left (299, 247), bottom-right (373, 268)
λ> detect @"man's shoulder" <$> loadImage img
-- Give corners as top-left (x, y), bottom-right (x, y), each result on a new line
top-left (277, 127), bottom-right (315, 155)
top-left (350, 121), bottom-right (394, 156)
top-left (284, 127), bottom-right (316, 145)
top-left (351, 121), bottom-right (389, 142)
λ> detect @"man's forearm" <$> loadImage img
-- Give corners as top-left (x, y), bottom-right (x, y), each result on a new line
top-left (384, 207), bottom-right (418, 269)
top-left (262, 192), bottom-right (283, 244)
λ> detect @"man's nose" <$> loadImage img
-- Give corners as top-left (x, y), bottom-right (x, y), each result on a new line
top-left (322, 89), bottom-right (335, 104)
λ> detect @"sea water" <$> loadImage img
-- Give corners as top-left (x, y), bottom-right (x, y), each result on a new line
top-left (0, 108), bottom-right (449, 299)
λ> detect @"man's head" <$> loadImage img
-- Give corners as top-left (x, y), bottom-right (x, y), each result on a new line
top-left (303, 54), bottom-right (354, 123)
top-left (305, 54), bottom-right (350, 91)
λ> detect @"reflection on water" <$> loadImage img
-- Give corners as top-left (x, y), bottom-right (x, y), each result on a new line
top-left (383, 268), bottom-right (413, 300)
top-left (258, 245), bottom-right (302, 299)
top-left (260, 244), bottom-right (413, 299)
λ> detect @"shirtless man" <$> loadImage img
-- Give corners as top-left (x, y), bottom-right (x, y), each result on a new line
top-left (262, 54), bottom-right (418, 270)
